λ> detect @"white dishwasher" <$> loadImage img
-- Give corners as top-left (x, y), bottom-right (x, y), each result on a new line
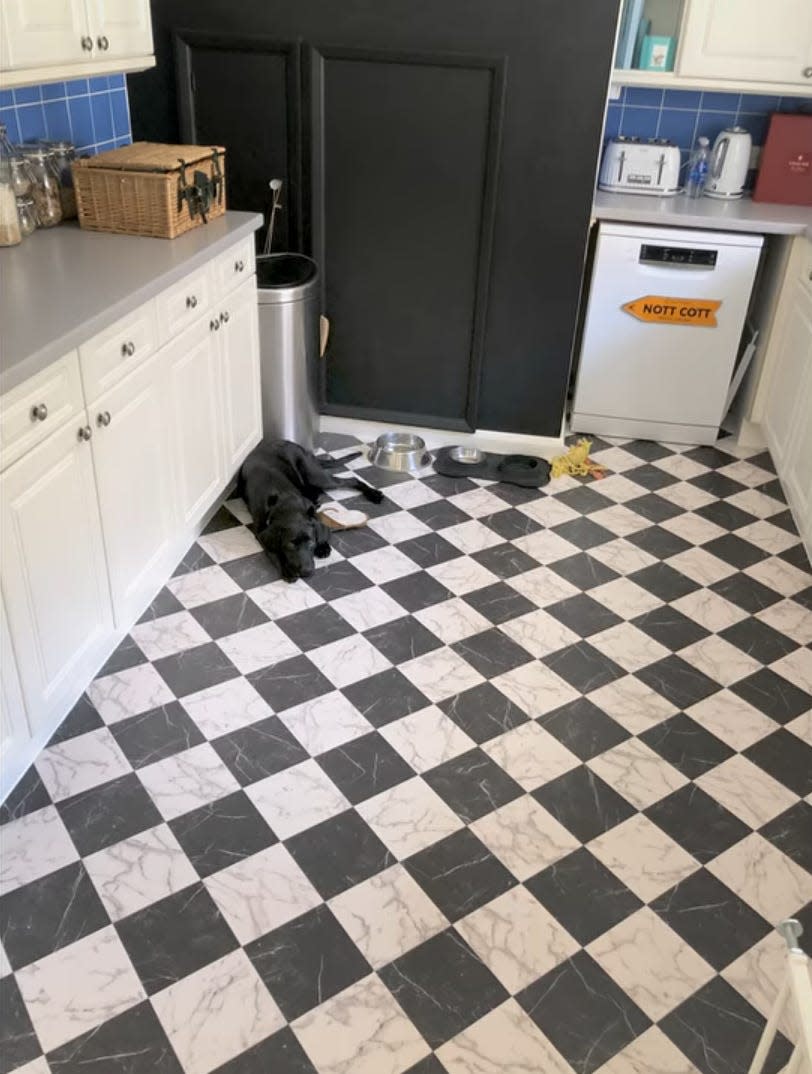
top-left (571, 222), bottom-right (763, 444)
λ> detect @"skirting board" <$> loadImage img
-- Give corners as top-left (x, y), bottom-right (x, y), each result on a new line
top-left (319, 415), bottom-right (565, 459)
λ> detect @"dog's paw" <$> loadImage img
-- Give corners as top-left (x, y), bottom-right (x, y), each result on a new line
top-left (315, 542), bottom-right (331, 559)
top-left (366, 487), bottom-right (384, 504)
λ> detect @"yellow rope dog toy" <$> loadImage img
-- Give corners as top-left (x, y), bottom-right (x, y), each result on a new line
top-left (550, 438), bottom-right (607, 480)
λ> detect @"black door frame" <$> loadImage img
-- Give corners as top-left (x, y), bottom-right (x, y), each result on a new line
top-left (305, 43), bottom-right (506, 431)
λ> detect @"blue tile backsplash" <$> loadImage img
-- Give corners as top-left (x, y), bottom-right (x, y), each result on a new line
top-left (0, 75), bottom-right (131, 155)
top-left (603, 87), bottom-right (811, 181)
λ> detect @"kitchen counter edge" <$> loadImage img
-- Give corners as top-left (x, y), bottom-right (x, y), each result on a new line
top-left (593, 191), bottom-right (812, 238)
top-left (1, 211), bottom-right (264, 396)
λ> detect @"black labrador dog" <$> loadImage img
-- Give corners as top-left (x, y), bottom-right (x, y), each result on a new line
top-left (238, 439), bottom-right (383, 581)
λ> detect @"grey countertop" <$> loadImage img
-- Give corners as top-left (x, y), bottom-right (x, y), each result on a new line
top-left (593, 190), bottom-right (812, 237)
top-left (0, 211), bottom-right (263, 395)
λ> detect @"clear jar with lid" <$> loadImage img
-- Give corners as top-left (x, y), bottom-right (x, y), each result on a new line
top-left (0, 126), bottom-right (22, 246)
top-left (41, 140), bottom-right (77, 219)
top-left (19, 146), bottom-right (62, 228)
top-left (16, 194), bottom-right (38, 237)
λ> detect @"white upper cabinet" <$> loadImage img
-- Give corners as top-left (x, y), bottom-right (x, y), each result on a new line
top-left (0, 0), bottom-right (154, 84)
top-left (86, 0), bottom-right (153, 61)
top-left (0, 0), bottom-right (89, 70)
top-left (679, 0), bottom-right (812, 86)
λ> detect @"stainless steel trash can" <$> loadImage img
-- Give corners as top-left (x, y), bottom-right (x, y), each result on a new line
top-left (256, 253), bottom-right (320, 451)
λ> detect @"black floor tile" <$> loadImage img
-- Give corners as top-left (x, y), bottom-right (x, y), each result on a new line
top-left (405, 828), bottom-right (516, 921)
top-left (463, 582), bottom-right (536, 625)
top-left (111, 701), bottom-right (205, 769)
top-left (651, 869), bottom-right (771, 970)
top-left (342, 668), bottom-right (430, 727)
top-left (779, 542), bottom-right (811, 572)
top-left (410, 499), bottom-right (472, 531)
top-left (632, 606), bottom-right (709, 650)
top-left (546, 593), bottom-right (622, 638)
top-left (169, 790), bottom-right (278, 878)
top-left (316, 732), bottom-right (414, 804)
top-left (248, 655), bottom-right (333, 712)
top-left (703, 532), bottom-right (766, 568)
top-left (380, 928), bottom-right (509, 1048)
top-left (285, 810), bottom-right (394, 899)
top-left (548, 553), bottom-right (619, 591)
top-left (439, 681), bottom-right (529, 743)
top-left (646, 784), bottom-right (750, 864)
top-left (211, 715), bottom-right (309, 786)
top-left (116, 882), bottom-right (238, 994)
top-left (203, 504), bottom-right (243, 533)
top-left (452, 629), bottom-right (533, 678)
top-left (328, 526), bottom-right (388, 559)
top-left (744, 729), bottom-right (812, 796)
top-left (172, 543), bottom-right (215, 577)
top-left (525, 847), bottom-right (642, 945)
top-left (517, 950), bottom-right (650, 1074)
top-left (97, 635), bottom-right (147, 677)
top-left (222, 550), bottom-right (283, 589)
top-left (689, 471), bottom-right (746, 499)
top-left (210, 1027), bottom-right (317, 1074)
top-left (625, 493), bottom-right (683, 524)
top-left (190, 593), bottom-right (270, 639)
top-left (0, 974), bottom-right (43, 1074)
top-left (532, 765), bottom-right (636, 843)
top-left (637, 655), bottom-right (720, 710)
top-left (720, 617), bottom-right (798, 665)
top-left (305, 561), bottom-right (374, 600)
top-left (543, 641), bottom-right (625, 693)
top-left (556, 485), bottom-right (614, 515)
top-left (423, 748), bottom-right (523, 824)
top-left (538, 697), bottom-right (630, 760)
top-left (481, 508), bottom-right (542, 541)
top-left (46, 1000), bottom-right (184, 1074)
top-left (711, 571), bottom-right (783, 613)
top-left (660, 976), bottom-right (791, 1074)
top-left (398, 533), bottom-right (463, 569)
top-left (697, 501), bottom-right (759, 534)
top-left (57, 772), bottom-right (163, 856)
top-left (0, 861), bottom-right (109, 970)
top-left (760, 802), bottom-right (812, 874)
top-left (640, 713), bottom-right (734, 779)
top-left (472, 542), bottom-right (539, 579)
top-left (626, 525), bottom-right (691, 560)
top-left (0, 765), bottom-right (51, 824)
top-left (138, 586), bottom-right (186, 623)
top-left (553, 516), bottom-right (616, 550)
top-left (364, 616), bottom-right (443, 664)
top-left (153, 642), bottom-right (240, 698)
top-left (730, 667), bottom-right (812, 723)
top-left (383, 572), bottom-right (455, 612)
top-left (624, 439), bottom-right (673, 462)
top-left (247, 904), bottom-right (371, 1021)
top-left (47, 695), bottom-right (104, 746)
top-left (629, 562), bottom-right (699, 602)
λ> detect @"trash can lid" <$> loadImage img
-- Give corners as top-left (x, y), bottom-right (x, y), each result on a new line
top-left (256, 253), bottom-right (319, 303)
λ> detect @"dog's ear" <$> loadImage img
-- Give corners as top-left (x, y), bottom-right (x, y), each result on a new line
top-left (264, 492), bottom-right (279, 517)
top-left (306, 504), bottom-right (317, 519)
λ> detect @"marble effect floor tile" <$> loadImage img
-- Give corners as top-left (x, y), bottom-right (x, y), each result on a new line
top-left (137, 743), bottom-right (240, 821)
top-left (179, 677), bottom-right (273, 739)
top-left (35, 728), bottom-right (131, 802)
top-left (380, 706), bottom-right (475, 773)
top-left (588, 814), bottom-right (699, 902)
top-left (246, 759), bottom-right (350, 839)
top-left (437, 999), bottom-right (576, 1074)
top-left (695, 754), bottom-right (798, 829)
top-left (0, 806), bottom-right (79, 897)
top-left (277, 691), bottom-right (373, 755)
top-left (482, 722), bottom-right (579, 791)
top-left (86, 663), bottom-right (175, 724)
top-left (357, 777), bottom-right (464, 859)
top-left (587, 739), bottom-right (688, 811)
top-left (706, 832), bottom-right (812, 925)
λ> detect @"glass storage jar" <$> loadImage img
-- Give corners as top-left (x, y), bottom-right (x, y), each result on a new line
top-left (20, 146), bottom-right (62, 228)
top-left (0, 127), bottom-right (22, 246)
top-left (16, 194), bottom-right (38, 237)
top-left (42, 140), bottom-right (77, 219)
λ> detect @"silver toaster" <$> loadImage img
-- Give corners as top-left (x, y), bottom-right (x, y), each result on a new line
top-left (598, 137), bottom-right (681, 196)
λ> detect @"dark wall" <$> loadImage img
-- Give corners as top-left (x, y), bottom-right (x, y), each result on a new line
top-left (130, 1), bottom-right (618, 436)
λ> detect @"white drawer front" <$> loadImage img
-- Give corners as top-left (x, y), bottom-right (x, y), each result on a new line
top-left (157, 266), bottom-right (211, 344)
top-left (79, 300), bottom-right (158, 404)
top-left (214, 236), bottom-right (256, 296)
top-left (800, 238), bottom-right (812, 302)
top-left (0, 353), bottom-right (85, 471)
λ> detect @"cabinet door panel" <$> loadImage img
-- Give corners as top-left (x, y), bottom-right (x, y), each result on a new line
top-left (219, 279), bottom-right (262, 474)
top-left (166, 318), bottom-right (224, 527)
top-left (1, 594), bottom-right (32, 797)
top-left (0, 419), bottom-right (112, 738)
top-left (764, 284), bottom-right (812, 471)
top-left (91, 355), bottom-right (176, 626)
top-left (86, 0), bottom-right (153, 56)
top-left (679, 0), bottom-right (812, 84)
top-left (1, 0), bottom-right (88, 69)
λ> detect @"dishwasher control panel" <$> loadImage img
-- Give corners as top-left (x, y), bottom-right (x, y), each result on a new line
top-left (640, 244), bottom-right (718, 268)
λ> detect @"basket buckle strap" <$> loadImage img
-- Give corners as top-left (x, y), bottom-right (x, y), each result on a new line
top-left (176, 157), bottom-right (213, 223)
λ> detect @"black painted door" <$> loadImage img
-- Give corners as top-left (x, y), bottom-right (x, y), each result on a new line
top-left (132, 1), bottom-right (619, 435)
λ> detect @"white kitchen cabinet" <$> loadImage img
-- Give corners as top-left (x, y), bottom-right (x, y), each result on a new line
top-left (0, 0), bottom-right (153, 87)
top-left (679, 0), bottom-right (812, 86)
top-left (1, 593), bottom-right (32, 796)
top-left (216, 278), bottom-right (263, 475)
top-left (0, 417), bottom-right (113, 751)
top-left (89, 353), bottom-right (177, 627)
top-left (165, 316), bottom-right (225, 529)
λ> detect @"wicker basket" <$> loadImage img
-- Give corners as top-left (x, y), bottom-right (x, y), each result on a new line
top-left (73, 142), bottom-right (226, 239)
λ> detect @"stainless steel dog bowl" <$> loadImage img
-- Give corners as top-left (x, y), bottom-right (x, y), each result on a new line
top-left (369, 432), bottom-right (431, 473)
top-left (448, 445), bottom-right (486, 464)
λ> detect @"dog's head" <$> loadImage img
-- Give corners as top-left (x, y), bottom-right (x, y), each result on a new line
top-left (257, 495), bottom-right (321, 582)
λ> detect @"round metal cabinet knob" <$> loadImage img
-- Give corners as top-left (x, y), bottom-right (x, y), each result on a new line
top-left (81, 35), bottom-right (93, 51)
top-left (97, 411), bottom-right (112, 427)
top-left (121, 340), bottom-right (136, 357)
top-left (803, 66), bottom-right (812, 78)
top-left (220, 310), bottom-right (230, 324)
top-left (31, 403), bottom-right (48, 422)
top-left (97, 35), bottom-right (109, 51)
top-left (78, 425), bottom-right (93, 442)
top-left (235, 259), bottom-right (244, 272)
top-left (186, 294), bottom-right (198, 309)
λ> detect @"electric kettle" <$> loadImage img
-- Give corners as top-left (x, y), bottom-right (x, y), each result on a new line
top-left (705, 127), bottom-right (752, 199)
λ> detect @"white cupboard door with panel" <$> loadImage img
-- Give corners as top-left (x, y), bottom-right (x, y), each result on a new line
top-left (0, 419), bottom-right (113, 743)
top-left (85, 0), bottom-right (152, 59)
top-left (679, 0), bottom-right (812, 86)
top-left (1, 592), bottom-right (32, 796)
top-left (217, 279), bottom-right (263, 474)
top-left (783, 358), bottom-right (812, 547)
top-left (0, 0), bottom-right (89, 70)
top-left (764, 285), bottom-right (812, 472)
top-left (166, 316), bottom-right (225, 528)
top-left (90, 354), bottom-right (177, 627)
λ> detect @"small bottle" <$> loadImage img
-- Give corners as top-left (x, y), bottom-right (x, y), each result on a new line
top-left (685, 136), bottom-right (710, 198)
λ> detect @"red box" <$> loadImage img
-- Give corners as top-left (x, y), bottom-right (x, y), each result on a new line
top-left (753, 113), bottom-right (812, 206)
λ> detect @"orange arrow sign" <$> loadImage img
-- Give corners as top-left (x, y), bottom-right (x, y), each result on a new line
top-left (622, 295), bottom-right (722, 327)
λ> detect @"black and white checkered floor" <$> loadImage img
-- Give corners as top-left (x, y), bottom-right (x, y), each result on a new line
top-left (2, 433), bottom-right (811, 1074)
